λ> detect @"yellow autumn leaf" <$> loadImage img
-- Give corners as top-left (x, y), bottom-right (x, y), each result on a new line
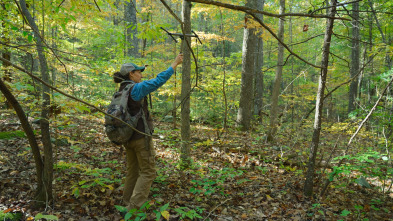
top-left (106, 185), bottom-right (114, 190)
top-left (161, 210), bottom-right (170, 220)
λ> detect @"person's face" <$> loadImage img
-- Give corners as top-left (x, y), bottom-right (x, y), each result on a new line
top-left (129, 70), bottom-right (142, 83)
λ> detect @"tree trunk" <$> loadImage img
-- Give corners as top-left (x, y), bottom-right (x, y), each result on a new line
top-left (368, 0), bottom-right (391, 69)
top-left (367, 12), bottom-right (374, 104)
top-left (254, 0), bottom-right (265, 122)
top-left (236, 0), bottom-right (258, 131)
top-left (220, 10), bottom-right (228, 130)
top-left (20, 0), bottom-right (54, 207)
top-left (348, 1), bottom-right (360, 114)
top-left (289, 0), bottom-right (294, 128)
top-left (1, 3), bottom-right (12, 108)
top-left (124, 0), bottom-right (139, 57)
top-left (0, 77), bottom-right (45, 202)
top-left (172, 44), bottom-right (177, 129)
top-left (180, 0), bottom-right (192, 169)
top-left (304, 0), bottom-right (337, 198)
top-left (113, 0), bottom-right (120, 25)
top-left (267, 0), bottom-right (285, 142)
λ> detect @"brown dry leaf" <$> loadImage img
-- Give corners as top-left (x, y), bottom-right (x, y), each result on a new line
top-left (3, 208), bottom-right (13, 213)
top-left (241, 155), bottom-right (249, 167)
top-left (241, 214), bottom-right (248, 219)
top-left (10, 170), bottom-right (19, 175)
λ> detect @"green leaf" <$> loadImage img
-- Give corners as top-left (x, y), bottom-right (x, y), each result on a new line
top-left (340, 209), bottom-right (351, 216)
top-left (114, 205), bottom-right (127, 213)
top-left (356, 177), bottom-right (371, 188)
top-left (75, 105), bottom-right (90, 113)
top-left (35, 213), bottom-right (59, 220)
top-left (160, 203), bottom-right (170, 212)
top-left (124, 212), bottom-right (133, 220)
top-left (28, 34), bottom-right (33, 42)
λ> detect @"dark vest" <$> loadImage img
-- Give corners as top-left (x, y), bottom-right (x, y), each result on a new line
top-left (119, 82), bottom-right (153, 140)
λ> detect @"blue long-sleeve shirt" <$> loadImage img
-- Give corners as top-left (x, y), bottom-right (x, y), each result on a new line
top-left (130, 67), bottom-right (174, 101)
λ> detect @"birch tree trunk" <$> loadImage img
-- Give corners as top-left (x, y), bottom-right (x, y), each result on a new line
top-left (20, 0), bottom-right (54, 206)
top-left (348, 1), bottom-right (360, 114)
top-left (180, 0), bottom-right (192, 169)
top-left (124, 0), bottom-right (139, 57)
top-left (267, 0), bottom-right (285, 142)
top-left (236, 0), bottom-right (258, 131)
top-left (304, 0), bottom-right (337, 198)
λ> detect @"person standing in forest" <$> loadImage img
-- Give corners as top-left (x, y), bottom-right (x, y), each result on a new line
top-left (113, 54), bottom-right (183, 212)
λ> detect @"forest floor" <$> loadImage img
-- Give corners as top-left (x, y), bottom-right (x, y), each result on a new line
top-left (1, 110), bottom-right (393, 221)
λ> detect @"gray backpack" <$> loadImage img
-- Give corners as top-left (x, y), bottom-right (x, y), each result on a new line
top-left (104, 81), bottom-right (142, 145)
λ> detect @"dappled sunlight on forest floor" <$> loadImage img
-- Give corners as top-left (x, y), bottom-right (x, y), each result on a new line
top-left (1, 112), bottom-right (393, 220)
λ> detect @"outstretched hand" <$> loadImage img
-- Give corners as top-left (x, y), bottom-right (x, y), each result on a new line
top-left (171, 54), bottom-right (183, 69)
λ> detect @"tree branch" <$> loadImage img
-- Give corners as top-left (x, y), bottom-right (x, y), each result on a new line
top-left (189, 0), bottom-right (350, 21)
top-left (310, 0), bottom-right (362, 15)
top-left (187, 0), bottom-right (324, 69)
top-left (0, 56), bottom-right (152, 138)
top-left (348, 74), bottom-right (393, 146)
top-left (250, 13), bottom-right (323, 69)
top-left (159, 0), bottom-right (183, 24)
top-left (93, 0), bottom-right (101, 12)
top-left (14, 0), bottom-right (70, 75)
top-left (300, 51), bottom-right (380, 124)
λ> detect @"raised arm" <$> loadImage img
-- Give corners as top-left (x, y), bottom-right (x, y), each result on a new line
top-left (131, 54), bottom-right (183, 101)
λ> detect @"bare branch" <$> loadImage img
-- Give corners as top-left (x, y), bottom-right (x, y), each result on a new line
top-left (187, 0), bottom-right (324, 69)
top-left (57, 0), bottom-right (66, 8)
top-left (14, 0), bottom-right (70, 75)
top-left (289, 34), bottom-right (324, 47)
top-left (301, 51), bottom-right (380, 124)
top-left (159, 0), bottom-right (183, 24)
top-left (333, 32), bottom-right (373, 45)
top-left (310, 0), bottom-right (362, 15)
top-left (348, 74), bottom-right (393, 146)
top-left (189, 0), bottom-right (350, 21)
top-left (250, 14), bottom-right (323, 69)
top-left (0, 56), bottom-right (152, 138)
top-left (93, 0), bottom-right (101, 12)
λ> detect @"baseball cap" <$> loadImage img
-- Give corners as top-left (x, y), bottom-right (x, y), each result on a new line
top-left (120, 62), bottom-right (145, 76)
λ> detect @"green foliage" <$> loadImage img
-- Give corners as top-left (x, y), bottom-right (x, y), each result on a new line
top-left (115, 202), bottom-right (204, 221)
top-left (35, 213), bottom-right (59, 220)
top-left (0, 130), bottom-right (26, 140)
top-left (155, 167), bottom-right (170, 185)
top-left (0, 211), bottom-right (22, 220)
top-left (189, 167), bottom-right (244, 196)
top-left (330, 148), bottom-right (393, 190)
top-left (54, 161), bottom-right (120, 198)
top-left (173, 207), bottom-right (204, 220)
top-left (340, 209), bottom-right (351, 217)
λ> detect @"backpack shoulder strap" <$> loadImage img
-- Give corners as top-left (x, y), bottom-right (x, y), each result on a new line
top-left (119, 82), bottom-right (135, 110)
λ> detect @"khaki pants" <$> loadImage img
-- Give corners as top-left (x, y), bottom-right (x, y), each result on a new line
top-left (123, 137), bottom-right (156, 210)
